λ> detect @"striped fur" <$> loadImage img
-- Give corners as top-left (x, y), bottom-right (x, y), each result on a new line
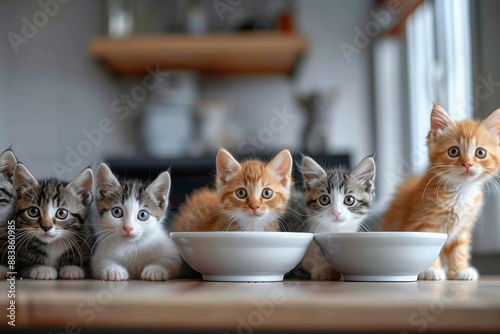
top-left (286, 156), bottom-right (376, 280)
top-left (171, 148), bottom-right (293, 232)
top-left (12, 164), bottom-right (93, 279)
top-left (91, 164), bottom-right (182, 281)
top-left (0, 149), bottom-right (17, 279)
top-left (382, 104), bottom-right (500, 281)
top-left (0, 150), bottom-right (17, 221)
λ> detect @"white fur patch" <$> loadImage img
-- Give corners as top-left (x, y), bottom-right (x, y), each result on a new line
top-left (99, 263), bottom-right (129, 281)
top-left (141, 264), bottom-right (170, 281)
top-left (444, 181), bottom-right (482, 242)
top-left (449, 267), bottom-right (479, 281)
top-left (307, 214), bottom-right (363, 233)
top-left (30, 266), bottom-right (57, 280)
top-left (36, 202), bottom-right (63, 244)
top-left (59, 265), bottom-right (85, 279)
top-left (418, 267), bottom-right (446, 281)
top-left (44, 240), bottom-right (67, 267)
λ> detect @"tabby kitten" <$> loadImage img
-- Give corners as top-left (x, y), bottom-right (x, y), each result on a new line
top-left (383, 104), bottom-right (500, 281)
top-left (0, 149), bottom-right (17, 280)
top-left (172, 148), bottom-right (293, 232)
top-left (91, 164), bottom-right (182, 281)
top-left (13, 164), bottom-right (94, 279)
top-left (288, 156), bottom-right (376, 280)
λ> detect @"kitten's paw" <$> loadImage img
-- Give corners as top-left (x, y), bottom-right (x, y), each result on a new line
top-left (448, 267), bottom-right (479, 281)
top-left (141, 264), bottom-right (170, 281)
top-left (30, 266), bottom-right (57, 280)
top-left (100, 265), bottom-right (129, 281)
top-left (59, 266), bottom-right (85, 280)
top-left (310, 266), bottom-right (342, 281)
top-left (0, 265), bottom-right (8, 280)
top-left (418, 267), bottom-right (446, 281)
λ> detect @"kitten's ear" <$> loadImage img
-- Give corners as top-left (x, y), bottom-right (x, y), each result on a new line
top-left (430, 104), bottom-right (454, 140)
top-left (0, 150), bottom-right (17, 178)
top-left (67, 168), bottom-right (94, 206)
top-left (301, 156), bottom-right (326, 189)
top-left (216, 148), bottom-right (241, 183)
top-left (146, 171), bottom-right (171, 211)
top-left (268, 149), bottom-right (293, 188)
top-left (13, 163), bottom-right (38, 198)
top-left (482, 108), bottom-right (500, 140)
top-left (351, 156), bottom-right (376, 194)
top-left (96, 163), bottom-right (120, 199)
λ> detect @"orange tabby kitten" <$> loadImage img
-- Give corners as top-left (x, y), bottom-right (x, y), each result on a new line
top-left (172, 148), bottom-right (293, 232)
top-left (382, 104), bottom-right (500, 281)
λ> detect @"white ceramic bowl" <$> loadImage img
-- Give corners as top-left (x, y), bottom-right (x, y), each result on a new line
top-left (314, 232), bottom-right (447, 282)
top-left (171, 232), bottom-right (313, 282)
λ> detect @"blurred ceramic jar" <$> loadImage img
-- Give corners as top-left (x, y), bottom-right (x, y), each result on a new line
top-left (142, 72), bottom-right (199, 158)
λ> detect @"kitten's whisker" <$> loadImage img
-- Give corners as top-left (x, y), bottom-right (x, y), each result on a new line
top-left (91, 231), bottom-right (115, 255)
top-left (419, 171), bottom-right (447, 204)
top-left (64, 232), bottom-right (84, 267)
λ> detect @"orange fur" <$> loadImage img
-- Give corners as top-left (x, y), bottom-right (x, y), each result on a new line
top-left (172, 148), bottom-right (293, 232)
top-left (382, 104), bottom-right (500, 280)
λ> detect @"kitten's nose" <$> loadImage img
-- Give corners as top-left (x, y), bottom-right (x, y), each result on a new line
top-left (332, 211), bottom-right (341, 218)
top-left (123, 226), bottom-right (133, 234)
top-left (41, 225), bottom-right (52, 232)
top-left (250, 205), bottom-right (260, 213)
top-left (462, 162), bottom-right (473, 170)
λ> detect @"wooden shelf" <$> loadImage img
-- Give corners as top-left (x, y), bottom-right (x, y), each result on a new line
top-left (89, 32), bottom-right (308, 76)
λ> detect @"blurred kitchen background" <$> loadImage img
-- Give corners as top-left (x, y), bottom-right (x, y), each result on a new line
top-left (0, 0), bottom-right (499, 271)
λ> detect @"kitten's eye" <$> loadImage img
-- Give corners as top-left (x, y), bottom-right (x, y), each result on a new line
top-left (137, 210), bottom-right (150, 221)
top-left (448, 147), bottom-right (460, 157)
top-left (27, 206), bottom-right (40, 218)
top-left (111, 207), bottom-right (123, 218)
top-left (476, 148), bottom-right (487, 159)
top-left (235, 188), bottom-right (247, 199)
top-left (55, 209), bottom-right (68, 220)
top-left (318, 195), bottom-right (330, 206)
top-left (344, 196), bottom-right (356, 206)
top-left (262, 188), bottom-right (274, 199)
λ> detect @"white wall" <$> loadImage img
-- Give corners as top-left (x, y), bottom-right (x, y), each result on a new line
top-left (0, 0), bottom-right (375, 179)
top-left (296, 0), bottom-right (375, 164)
top-left (0, 1), bottom-right (127, 179)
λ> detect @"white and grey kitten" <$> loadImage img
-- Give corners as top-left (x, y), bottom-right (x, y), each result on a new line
top-left (288, 156), bottom-right (376, 280)
top-left (91, 164), bottom-right (182, 281)
top-left (0, 149), bottom-right (17, 279)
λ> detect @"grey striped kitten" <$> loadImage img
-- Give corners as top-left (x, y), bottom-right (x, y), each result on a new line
top-left (0, 149), bottom-right (17, 279)
top-left (91, 164), bottom-right (182, 281)
top-left (287, 156), bottom-right (376, 280)
top-left (13, 164), bottom-right (94, 279)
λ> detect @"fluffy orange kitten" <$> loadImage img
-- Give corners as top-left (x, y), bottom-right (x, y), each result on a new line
top-left (172, 148), bottom-right (293, 232)
top-left (383, 104), bottom-right (500, 281)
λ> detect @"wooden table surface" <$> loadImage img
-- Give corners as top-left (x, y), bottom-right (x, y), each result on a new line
top-left (1, 277), bottom-right (500, 333)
